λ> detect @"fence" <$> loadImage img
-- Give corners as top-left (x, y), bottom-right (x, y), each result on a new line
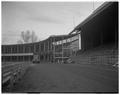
top-left (2, 62), bottom-right (30, 92)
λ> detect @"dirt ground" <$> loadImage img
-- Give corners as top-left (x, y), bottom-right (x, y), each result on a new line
top-left (11, 63), bottom-right (118, 93)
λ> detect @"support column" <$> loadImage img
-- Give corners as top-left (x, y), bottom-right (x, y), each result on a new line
top-left (47, 40), bottom-right (49, 62)
top-left (23, 46), bottom-right (25, 62)
top-left (78, 33), bottom-right (81, 50)
top-left (101, 30), bottom-right (103, 46)
top-left (44, 43), bottom-right (45, 61)
top-left (53, 37), bottom-right (55, 63)
top-left (22, 56), bottom-right (23, 62)
top-left (16, 45), bottom-right (18, 62)
top-left (62, 37), bottom-right (63, 63)
top-left (50, 38), bottom-right (52, 62)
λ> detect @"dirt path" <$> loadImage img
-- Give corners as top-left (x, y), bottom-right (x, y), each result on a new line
top-left (12, 64), bottom-right (118, 93)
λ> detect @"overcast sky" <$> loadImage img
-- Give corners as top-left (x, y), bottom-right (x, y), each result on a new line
top-left (2, 1), bottom-right (103, 45)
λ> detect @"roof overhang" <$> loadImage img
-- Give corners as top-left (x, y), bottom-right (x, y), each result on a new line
top-left (69, 2), bottom-right (113, 35)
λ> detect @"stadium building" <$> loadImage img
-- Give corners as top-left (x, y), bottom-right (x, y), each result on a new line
top-left (2, 2), bottom-right (118, 65)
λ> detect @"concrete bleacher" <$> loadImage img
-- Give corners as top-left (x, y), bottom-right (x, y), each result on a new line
top-left (2, 62), bottom-right (30, 92)
top-left (71, 44), bottom-right (118, 66)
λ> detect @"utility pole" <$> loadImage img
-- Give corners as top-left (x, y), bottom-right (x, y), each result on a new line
top-left (93, 0), bottom-right (95, 12)
top-left (73, 16), bottom-right (75, 28)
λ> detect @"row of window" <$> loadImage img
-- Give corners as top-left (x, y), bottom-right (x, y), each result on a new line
top-left (2, 38), bottom-right (55, 54)
top-left (2, 56), bottom-right (33, 62)
top-left (2, 36), bottom-right (75, 54)
top-left (2, 45), bottom-right (34, 53)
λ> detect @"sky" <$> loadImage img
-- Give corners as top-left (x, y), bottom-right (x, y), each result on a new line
top-left (2, 1), bottom-right (103, 45)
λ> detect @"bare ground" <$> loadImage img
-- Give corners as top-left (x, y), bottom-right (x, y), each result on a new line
top-left (11, 64), bottom-right (118, 93)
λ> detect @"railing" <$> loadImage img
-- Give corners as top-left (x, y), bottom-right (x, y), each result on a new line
top-left (2, 62), bottom-right (30, 92)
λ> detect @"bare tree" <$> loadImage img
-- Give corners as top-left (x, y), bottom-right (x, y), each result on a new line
top-left (17, 30), bottom-right (38, 44)
top-left (17, 40), bottom-right (23, 44)
top-left (31, 31), bottom-right (38, 43)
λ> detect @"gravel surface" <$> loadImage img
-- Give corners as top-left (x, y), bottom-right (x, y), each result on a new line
top-left (12, 64), bottom-right (118, 93)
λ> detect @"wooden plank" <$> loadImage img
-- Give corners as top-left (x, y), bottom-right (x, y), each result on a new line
top-left (2, 76), bottom-right (11, 84)
top-left (3, 72), bottom-right (11, 77)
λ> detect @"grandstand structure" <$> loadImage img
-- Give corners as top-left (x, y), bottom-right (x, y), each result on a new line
top-left (2, 2), bottom-right (118, 64)
top-left (2, 33), bottom-right (81, 63)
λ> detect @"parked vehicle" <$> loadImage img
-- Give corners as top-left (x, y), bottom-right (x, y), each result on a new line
top-left (32, 54), bottom-right (40, 63)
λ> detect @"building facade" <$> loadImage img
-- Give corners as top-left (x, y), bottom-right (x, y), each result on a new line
top-left (2, 2), bottom-right (118, 64)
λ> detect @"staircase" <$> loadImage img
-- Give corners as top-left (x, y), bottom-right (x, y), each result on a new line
top-left (71, 44), bottom-right (118, 66)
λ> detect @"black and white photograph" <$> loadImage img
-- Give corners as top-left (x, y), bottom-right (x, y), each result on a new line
top-left (2, 1), bottom-right (118, 93)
